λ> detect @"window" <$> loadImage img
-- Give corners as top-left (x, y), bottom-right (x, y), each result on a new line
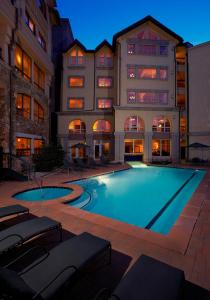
top-left (159, 45), bottom-right (168, 56)
top-left (128, 90), bottom-right (168, 105)
top-left (97, 98), bottom-right (112, 109)
top-left (69, 48), bottom-right (85, 65)
top-left (138, 68), bottom-right (157, 79)
top-left (127, 44), bottom-right (135, 54)
top-left (93, 120), bottom-right (111, 133)
top-left (124, 116), bottom-right (144, 132)
top-left (16, 137), bottom-right (31, 156)
top-left (97, 51), bottom-right (113, 67)
top-left (68, 98), bottom-right (84, 109)
top-left (68, 76), bottom-right (84, 87)
top-left (38, 32), bottom-right (46, 51)
top-left (34, 64), bottom-right (45, 90)
top-left (124, 139), bottom-right (144, 154)
top-left (97, 77), bottom-right (112, 87)
top-left (177, 71), bottom-right (185, 88)
top-left (15, 46), bottom-right (31, 80)
top-left (34, 139), bottom-right (43, 154)
top-left (152, 117), bottom-right (171, 132)
top-left (180, 117), bottom-right (187, 133)
top-left (128, 66), bottom-right (168, 80)
top-left (16, 94), bottom-right (31, 119)
top-left (25, 11), bottom-right (35, 34)
top-left (152, 139), bottom-right (170, 156)
top-left (177, 94), bottom-right (185, 107)
top-left (34, 101), bottom-right (44, 123)
top-left (69, 120), bottom-right (86, 133)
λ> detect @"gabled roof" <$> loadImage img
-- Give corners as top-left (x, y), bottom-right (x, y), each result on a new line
top-left (112, 15), bottom-right (183, 45)
top-left (95, 40), bottom-right (113, 52)
top-left (64, 39), bottom-right (94, 54)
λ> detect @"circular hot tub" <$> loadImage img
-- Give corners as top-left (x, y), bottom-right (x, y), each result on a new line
top-left (13, 187), bottom-right (73, 202)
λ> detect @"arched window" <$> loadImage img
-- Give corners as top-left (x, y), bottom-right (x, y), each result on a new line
top-left (69, 120), bottom-right (86, 133)
top-left (93, 120), bottom-right (111, 133)
top-left (124, 116), bottom-right (144, 132)
top-left (69, 48), bottom-right (84, 66)
top-left (152, 117), bottom-right (171, 133)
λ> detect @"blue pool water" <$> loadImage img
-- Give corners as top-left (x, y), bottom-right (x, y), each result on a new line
top-left (14, 187), bottom-right (72, 201)
top-left (67, 167), bottom-right (205, 234)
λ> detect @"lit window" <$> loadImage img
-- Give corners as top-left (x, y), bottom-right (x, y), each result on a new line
top-left (69, 48), bottom-right (85, 65)
top-left (138, 68), bottom-right (157, 79)
top-left (34, 139), bottom-right (43, 154)
top-left (69, 76), bottom-right (84, 87)
top-left (128, 91), bottom-right (168, 104)
top-left (16, 94), bottom-right (31, 119)
top-left (15, 46), bottom-right (31, 80)
top-left (69, 120), bottom-right (86, 133)
top-left (69, 98), bottom-right (84, 109)
top-left (34, 100), bottom-right (44, 123)
top-left (127, 44), bottom-right (135, 55)
top-left (34, 64), bottom-right (45, 90)
top-left (124, 139), bottom-right (144, 154)
top-left (97, 77), bottom-right (112, 87)
top-left (25, 11), bottom-right (35, 34)
top-left (97, 99), bottom-right (112, 109)
top-left (128, 67), bottom-right (136, 78)
top-left (177, 71), bottom-right (185, 88)
top-left (38, 32), bottom-right (46, 51)
top-left (160, 45), bottom-right (168, 56)
top-left (152, 117), bottom-right (170, 132)
top-left (153, 139), bottom-right (170, 156)
top-left (124, 116), bottom-right (144, 132)
top-left (16, 137), bottom-right (31, 156)
top-left (177, 94), bottom-right (185, 107)
top-left (93, 120), bottom-right (111, 132)
top-left (180, 117), bottom-right (186, 133)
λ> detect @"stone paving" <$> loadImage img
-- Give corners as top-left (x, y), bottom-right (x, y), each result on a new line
top-left (0, 163), bottom-right (210, 295)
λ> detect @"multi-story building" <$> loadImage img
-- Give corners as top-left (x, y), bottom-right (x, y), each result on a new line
top-left (0, 0), bottom-right (56, 158)
top-left (188, 42), bottom-right (210, 161)
top-left (58, 16), bottom-right (189, 163)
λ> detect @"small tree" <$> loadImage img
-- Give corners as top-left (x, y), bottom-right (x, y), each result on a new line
top-left (33, 144), bottom-right (64, 172)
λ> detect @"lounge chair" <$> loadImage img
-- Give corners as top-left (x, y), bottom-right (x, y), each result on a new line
top-left (0, 232), bottom-right (111, 300)
top-left (108, 255), bottom-right (185, 300)
top-left (0, 216), bottom-right (62, 255)
top-left (0, 204), bottom-right (29, 220)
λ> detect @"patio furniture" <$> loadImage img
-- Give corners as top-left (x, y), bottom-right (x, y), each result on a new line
top-left (0, 204), bottom-right (29, 220)
top-left (0, 232), bottom-right (111, 300)
top-left (0, 216), bottom-right (62, 255)
top-left (109, 255), bottom-right (184, 300)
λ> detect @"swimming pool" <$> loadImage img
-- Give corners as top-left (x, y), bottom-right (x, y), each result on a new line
top-left (68, 167), bottom-right (205, 234)
top-left (14, 187), bottom-right (73, 201)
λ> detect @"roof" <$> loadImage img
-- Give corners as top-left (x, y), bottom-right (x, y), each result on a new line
top-left (112, 15), bottom-right (183, 45)
top-left (64, 39), bottom-right (94, 53)
top-left (95, 40), bottom-right (113, 52)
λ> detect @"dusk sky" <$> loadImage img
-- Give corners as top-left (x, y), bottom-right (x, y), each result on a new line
top-left (56, 0), bottom-right (210, 49)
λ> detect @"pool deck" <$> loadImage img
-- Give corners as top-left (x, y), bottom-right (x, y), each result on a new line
top-left (1, 163), bottom-right (210, 292)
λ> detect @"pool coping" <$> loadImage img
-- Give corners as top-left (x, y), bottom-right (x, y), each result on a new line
top-left (8, 164), bottom-right (209, 254)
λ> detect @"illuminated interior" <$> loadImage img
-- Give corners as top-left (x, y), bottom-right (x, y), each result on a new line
top-left (16, 94), bottom-right (31, 119)
top-left (93, 120), bottom-right (111, 132)
top-left (98, 77), bottom-right (112, 87)
top-left (124, 116), bottom-right (144, 132)
top-left (69, 119), bottom-right (86, 133)
top-left (180, 117), bottom-right (187, 133)
top-left (97, 98), bottom-right (112, 109)
top-left (34, 64), bottom-right (45, 90)
top-left (69, 47), bottom-right (84, 65)
top-left (69, 76), bottom-right (84, 87)
top-left (15, 46), bottom-right (31, 80)
top-left (125, 139), bottom-right (144, 154)
top-left (69, 98), bottom-right (84, 109)
top-left (34, 100), bottom-right (44, 122)
top-left (152, 117), bottom-right (171, 132)
top-left (152, 139), bottom-right (170, 156)
top-left (16, 137), bottom-right (31, 156)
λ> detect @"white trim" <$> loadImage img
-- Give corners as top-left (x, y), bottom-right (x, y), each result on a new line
top-left (16, 132), bottom-right (44, 140)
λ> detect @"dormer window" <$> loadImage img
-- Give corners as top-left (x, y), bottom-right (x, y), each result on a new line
top-left (69, 48), bottom-right (85, 66)
top-left (97, 50), bottom-right (113, 67)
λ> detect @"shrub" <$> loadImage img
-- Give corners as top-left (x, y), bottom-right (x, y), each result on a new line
top-left (33, 144), bottom-right (64, 172)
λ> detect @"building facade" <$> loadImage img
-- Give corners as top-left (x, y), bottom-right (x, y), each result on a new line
top-left (58, 16), bottom-right (188, 163)
top-left (0, 0), bottom-right (56, 158)
top-left (188, 42), bottom-right (210, 161)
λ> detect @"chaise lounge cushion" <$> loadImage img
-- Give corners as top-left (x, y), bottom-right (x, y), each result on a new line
top-left (0, 204), bottom-right (29, 219)
top-left (0, 267), bottom-right (35, 300)
top-left (110, 254), bottom-right (185, 300)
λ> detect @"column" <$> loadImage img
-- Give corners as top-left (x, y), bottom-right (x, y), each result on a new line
top-left (114, 132), bottom-right (125, 162)
top-left (144, 132), bottom-right (153, 163)
top-left (171, 133), bottom-right (180, 163)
